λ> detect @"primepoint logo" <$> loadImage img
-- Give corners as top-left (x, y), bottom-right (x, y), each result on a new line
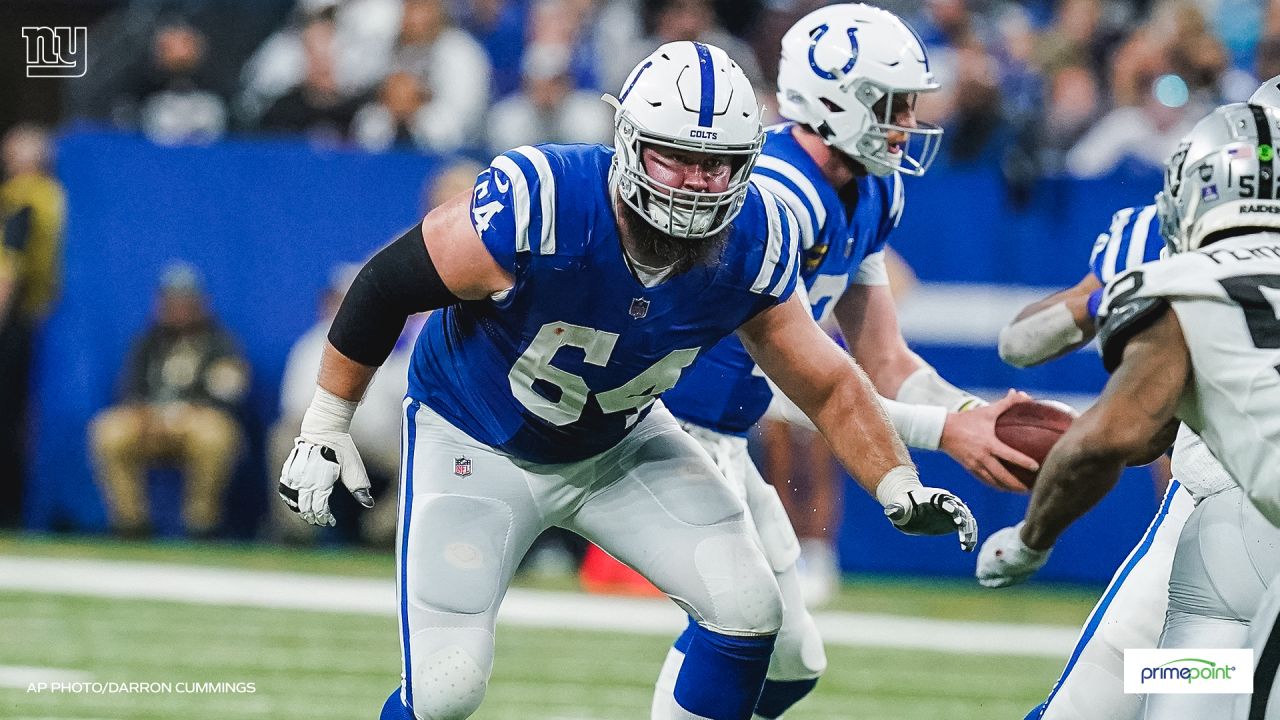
top-left (1124, 649), bottom-right (1254, 694)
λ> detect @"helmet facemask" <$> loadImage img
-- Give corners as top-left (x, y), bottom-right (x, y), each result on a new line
top-left (611, 111), bottom-right (762, 240)
top-left (814, 75), bottom-right (942, 177)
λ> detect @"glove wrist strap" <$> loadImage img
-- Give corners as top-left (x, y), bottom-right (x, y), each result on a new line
top-left (301, 387), bottom-right (358, 435)
top-left (875, 465), bottom-right (922, 508)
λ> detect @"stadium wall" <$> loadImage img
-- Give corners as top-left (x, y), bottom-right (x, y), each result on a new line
top-left (29, 129), bottom-right (1167, 583)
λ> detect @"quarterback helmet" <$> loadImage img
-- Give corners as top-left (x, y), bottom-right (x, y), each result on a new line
top-left (605, 41), bottom-right (764, 239)
top-left (776, 3), bottom-right (942, 177)
top-left (1157, 102), bottom-right (1280, 253)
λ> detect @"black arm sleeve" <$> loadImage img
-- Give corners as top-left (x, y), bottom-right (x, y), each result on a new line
top-left (327, 223), bottom-right (461, 367)
top-left (1097, 296), bottom-right (1169, 373)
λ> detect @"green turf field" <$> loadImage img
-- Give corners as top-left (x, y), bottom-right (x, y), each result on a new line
top-left (0, 535), bottom-right (1097, 719)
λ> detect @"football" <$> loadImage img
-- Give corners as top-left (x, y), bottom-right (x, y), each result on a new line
top-left (994, 400), bottom-right (1077, 488)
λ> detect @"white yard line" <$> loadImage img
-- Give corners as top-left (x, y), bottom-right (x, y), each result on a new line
top-left (0, 666), bottom-right (92, 689)
top-left (0, 556), bottom-right (1079, 658)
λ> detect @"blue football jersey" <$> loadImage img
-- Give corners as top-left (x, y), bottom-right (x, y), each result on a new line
top-left (407, 143), bottom-right (800, 463)
top-left (661, 124), bottom-right (904, 436)
top-left (1088, 204), bottom-right (1164, 283)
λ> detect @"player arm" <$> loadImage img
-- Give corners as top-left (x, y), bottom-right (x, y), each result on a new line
top-left (740, 293), bottom-right (910, 493)
top-left (833, 281), bottom-right (1037, 490)
top-left (997, 273), bottom-right (1102, 368)
top-left (1019, 308), bottom-right (1188, 551)
top-left (320, 191), bottom-right (513, 402)
top-left (740, 295), bottom-right (978, 549)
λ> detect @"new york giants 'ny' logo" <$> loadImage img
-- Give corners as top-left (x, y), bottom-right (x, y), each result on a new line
top-left (22, 27), bottom-right (87, 78)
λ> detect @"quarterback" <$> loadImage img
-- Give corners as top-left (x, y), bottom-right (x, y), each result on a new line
top-left (654, 5), bottom-right (1037, 719)
top-left (278, 42), bottom-right (977, 720)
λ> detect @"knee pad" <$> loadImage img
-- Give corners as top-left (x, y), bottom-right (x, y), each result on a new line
top-left (687, 534), bottom-right (783, 635)
top-left (407, 628), bottom-right (493, 720)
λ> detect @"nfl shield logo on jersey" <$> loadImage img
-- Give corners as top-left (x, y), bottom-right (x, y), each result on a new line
top-left (453, 456), bottom-right (472, 478)
top-left (629, 297), bottom-right (650, 319)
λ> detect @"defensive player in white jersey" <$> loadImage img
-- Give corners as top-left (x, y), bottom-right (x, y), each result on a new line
top-left (278, 42), bottom-right (979, 720)
top-left (653, 6), bottom-right (1038, 719)
top-left (976, 102), bottom-right (1280, 719)
top-left (996, 80), bottom-right (1280, 720)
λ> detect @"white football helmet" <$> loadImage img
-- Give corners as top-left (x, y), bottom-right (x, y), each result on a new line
top-left (1156, 102), bottom-right (1280, 253)
top-left (1249, 74), bottom-right (1280, 107)
top-left (776, 3), bottom-right (942, 177)
top-left (605, 41), bottom-right (764, 239)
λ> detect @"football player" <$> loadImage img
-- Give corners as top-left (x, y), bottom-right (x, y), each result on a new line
top-left (653, 5), bottom-right (1039, 718)
top-left (279, 42), bottom-right (978, 720)
top-left (997, 79), bottom-right (1280, 720)
top-left (976, 102), bottom-right (1280, 720)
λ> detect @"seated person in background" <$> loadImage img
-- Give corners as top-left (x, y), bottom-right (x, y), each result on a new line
top-left (268, 263), bottom-right (414, 546)
top-left (89, 263), bottom-right (249, 539)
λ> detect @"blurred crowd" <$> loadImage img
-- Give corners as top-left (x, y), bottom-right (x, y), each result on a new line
top-left (57, 0), bottom-right (1280, 185)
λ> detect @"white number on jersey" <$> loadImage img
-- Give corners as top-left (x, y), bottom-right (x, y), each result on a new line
top-left (806, 273), bottom-right (849, 326)
top-left (509, 322), bottom-right (699, 426)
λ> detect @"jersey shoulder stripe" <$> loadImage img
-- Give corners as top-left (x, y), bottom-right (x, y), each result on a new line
top-left (1089, 204), bottom-right (1161, 282)
top-left (494, 145), bottom-right (556, 255)
top-left (749, 187), bottom-right (800, 297)
top-left (510, 146), bottom-right (557, 255)
top-left (754, 154), bottom-right (826, 248)
top-left (751, 174), bottom-right (815, 250)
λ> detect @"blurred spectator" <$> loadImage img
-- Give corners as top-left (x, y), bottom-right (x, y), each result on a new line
top-left (0, 125), bottom-right (65, 528)
top-left (486, 44), bottom-right (614, 153)
top-left (419, 159), bottom-right (485, 213)
top-left (1040, 64), bottom-right (1103, 172)
top-left (375, 0), bottom-right (492, 152)
top-left (1065, 12), bottom-right (1211, 178)
top-left (89, 263), bottom-right (249, 539)
top-left (351, 72), bottom-right (436, 152)
top-left (268, 263), bottom-right (409, 546)
top-left (239, 0), bottom-right (402, 126)
top-left (115, 23), bottom-right (228, 145)
top-left (604, 0), bottom-right (765, 102)
top-left (258, 15), bottom-right (363, 143)
top-left (460, 0), bottom-right (530, 97)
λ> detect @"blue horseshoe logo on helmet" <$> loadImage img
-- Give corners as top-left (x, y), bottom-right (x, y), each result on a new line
top-left (808, 24), bottom-right (858, 80)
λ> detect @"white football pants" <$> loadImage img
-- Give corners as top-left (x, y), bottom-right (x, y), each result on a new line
top-left (651, 421), bottom-right (827, 719)
top-left (1145, 487), bottom-right (1280, 719)
top-left (393, 400), bottom-right (784, 720)
top-left (1036, 481), bottom-right (1195, 720)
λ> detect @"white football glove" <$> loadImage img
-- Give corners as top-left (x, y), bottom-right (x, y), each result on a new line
top-left (278, 388), bottom-right (373, 527)
top-left (975, 523), bottom-right (1051, 588)
top-left (877, 466), bottom-right (978, 552)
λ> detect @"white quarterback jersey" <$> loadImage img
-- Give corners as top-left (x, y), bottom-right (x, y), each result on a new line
top-left (1098, 231), bottom-right (1280, 525)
